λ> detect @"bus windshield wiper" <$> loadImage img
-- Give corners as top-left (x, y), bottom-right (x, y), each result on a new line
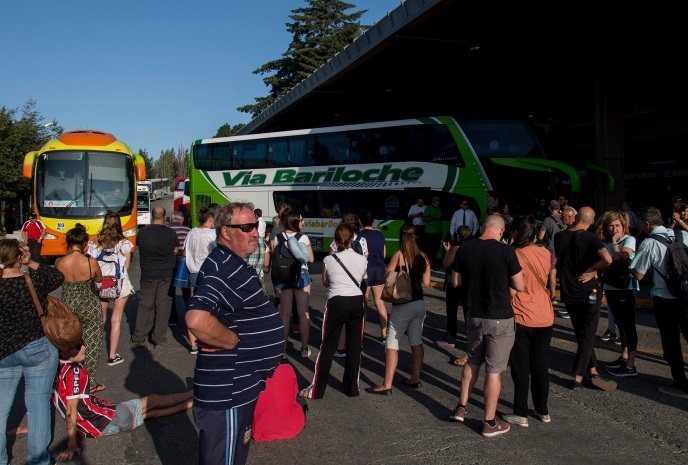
top-left (89, 189), bottom-right (110, 210)
top-left (56, 190), bottom-right (85, 217)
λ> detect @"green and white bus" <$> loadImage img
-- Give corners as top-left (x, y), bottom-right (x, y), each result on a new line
top-left (189, 116), bottom-right (492, 254)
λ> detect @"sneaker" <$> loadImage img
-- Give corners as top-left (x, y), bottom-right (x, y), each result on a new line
top-left (334, 348), bottom-right (347, 358)
top-left (600, 330), bottom-right (617, 342)
top-left (301, 347), bottom-right (311, 358)
top-left (502, 413), bottom-right (529, 428)
top-left (657, 384), bottom-right (688, 398)
top-left (154, 341), bottom-right (168, 349)
top-left (449, 404), bottom-right (467, 422)
top-left (189, 346), bottom-right (198, 355)
top-left (482, 417), bottom-right (511, 437)
top-left (603, 356), bottom-right (625, 369)
top-left (533, 411), bottom-right (551, 423)
top-left (590, 375), bottom-right (617, 391)
top-left (292, 324), bottom-right (300, 335)
top-left (555, 309), bottom-right (570, 319)
top-left (106, 354), bottom-right (123, 366)
top-left (607, 364), bottom-right (638, 377)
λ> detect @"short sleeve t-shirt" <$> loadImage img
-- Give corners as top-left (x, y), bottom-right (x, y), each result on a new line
top-left (554, 229), bottom-right (605, 304)
top-left (454, 238), bottom-right (521, 319)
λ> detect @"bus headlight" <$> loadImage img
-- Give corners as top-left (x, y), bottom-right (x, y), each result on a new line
top-left (44, 233), bottom-right (58, 240)
top-left (123, 227), bottom-right (137, 238)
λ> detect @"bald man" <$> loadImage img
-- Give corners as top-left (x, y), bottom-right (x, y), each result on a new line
top-left (449, 214), bottom-right (524, 437)
top-left (554, 206), bottom-right (615, 391)
top-left (132, 206), bottom-right (179, 349)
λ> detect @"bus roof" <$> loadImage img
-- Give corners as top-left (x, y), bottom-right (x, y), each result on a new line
top-left (194, 117), bottom-right (448, 146)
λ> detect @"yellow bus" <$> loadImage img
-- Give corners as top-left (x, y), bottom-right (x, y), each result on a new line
top-left (23, 130), bottom-right (147, 257)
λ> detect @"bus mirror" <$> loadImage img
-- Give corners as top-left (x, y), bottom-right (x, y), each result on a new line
top-left (135, 155), bottom-right (147, 180)
top-left (23, 151), bottom-right (37, 179)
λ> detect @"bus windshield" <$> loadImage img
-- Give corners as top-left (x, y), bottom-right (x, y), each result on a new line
top-left (36, 150), bottom-right (134, 218)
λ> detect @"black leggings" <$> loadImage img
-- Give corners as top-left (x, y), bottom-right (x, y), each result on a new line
top-left (605, 289), bottom-right (638, 352)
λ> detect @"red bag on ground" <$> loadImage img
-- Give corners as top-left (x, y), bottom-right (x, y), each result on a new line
top-left (252, 362), bottom-right (305, 442)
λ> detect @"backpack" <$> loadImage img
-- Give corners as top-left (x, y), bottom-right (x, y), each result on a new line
top-left (252, 362), bottom-right (306, 442)
top-left (352, 235), bottom-right (363, 255)
top-left (650, 234), bottom-right (688, 301)
top-left (96, 248), bottom-right (122, 300)
top-left (271, 233), bottom-right (303, 284)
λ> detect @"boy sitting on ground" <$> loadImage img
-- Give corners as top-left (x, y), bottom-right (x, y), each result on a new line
top-left (53, 341), bottom-right (193, 462)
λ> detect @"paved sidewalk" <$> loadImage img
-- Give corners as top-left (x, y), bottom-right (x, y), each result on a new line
top-left (5, 255), bottom-right (687, 464)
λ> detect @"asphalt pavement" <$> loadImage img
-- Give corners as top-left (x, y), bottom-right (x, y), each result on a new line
top-left (5, 211), bottom-right (688, 464)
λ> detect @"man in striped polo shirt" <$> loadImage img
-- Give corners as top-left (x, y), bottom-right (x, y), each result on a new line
top-left (186, 202), bottom-right (284, 465)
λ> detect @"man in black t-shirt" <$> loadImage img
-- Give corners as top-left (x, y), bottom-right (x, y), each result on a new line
top-left (448, 215), bottom-right (523, 437)
top-left (554, 206), bottom-right (615, 391)
top-left (132, 206), bottom-right (179, 349)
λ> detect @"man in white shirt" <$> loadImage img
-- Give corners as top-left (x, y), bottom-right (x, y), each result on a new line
top-left (407, 197), bottom-right (426, 232)
top-left (255, 208), bottom-right (267, 241)
top-left (450, 200), bottom-right (479, 237)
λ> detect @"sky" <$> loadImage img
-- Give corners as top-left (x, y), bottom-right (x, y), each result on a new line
top-left (2, 0), bottom-right (399, 159)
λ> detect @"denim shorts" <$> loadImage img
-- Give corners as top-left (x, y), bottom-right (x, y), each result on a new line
top-left (101, 399), bottom-right (144, 436)
top-left (189, 272), bottom-right (199, 289)
top-left (366, 265), bottom-right (386, 287)
top-left (274, 270), bottom-right (312, 290)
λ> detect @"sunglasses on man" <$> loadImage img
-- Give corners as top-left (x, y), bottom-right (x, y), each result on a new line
top-left (225, 221), bottom-right (260, 233)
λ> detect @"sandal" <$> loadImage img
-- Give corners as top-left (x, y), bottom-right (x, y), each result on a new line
top-left (452, 355), bottom-right (468, 367)
top-left (89, 384), bottom-right (107, 394)
top-left (298, 387), bottom-right (312, 399)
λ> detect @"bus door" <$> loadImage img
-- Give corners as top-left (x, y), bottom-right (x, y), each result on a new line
top-left (137, 189), bottom-right (151, 226)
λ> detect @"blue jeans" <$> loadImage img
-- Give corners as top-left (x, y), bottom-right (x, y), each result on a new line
top-left (0, 336), bottom-right (58, 465)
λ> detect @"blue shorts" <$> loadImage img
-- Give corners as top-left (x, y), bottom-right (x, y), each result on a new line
top-left (189, 272), bottom-right (199, 289)
top-left (101, 399), bottom-right (144, 436)
top-left (366, 265), bottom-right (386, 287)
top-left (274, 270), bottom-right (312, 290)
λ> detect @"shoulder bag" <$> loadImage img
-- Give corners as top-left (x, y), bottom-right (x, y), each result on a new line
top-left (515, 248), bottom-right (548, 292)
top-left (600, 238), bottom-right (632, 289)
top-left (381, 253), bottom-right (413, 304)
top-left (332, 254), bottom-right (366, 294)
top-left (24, 272), bottom-right (83, 353)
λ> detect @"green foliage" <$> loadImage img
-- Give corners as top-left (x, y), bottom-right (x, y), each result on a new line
top-left (0, 100), bottom-right (61, 200)
top-left (214, 123), bottom-right (246, 137)
top-left (238, 0), bottom-right (366, 117)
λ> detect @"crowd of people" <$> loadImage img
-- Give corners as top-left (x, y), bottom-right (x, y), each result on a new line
top-left (1, 193), bottom-right (688, 464)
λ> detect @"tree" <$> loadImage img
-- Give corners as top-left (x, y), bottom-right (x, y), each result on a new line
top-left (154, 149), bottom-right (177, 183)
top-left (214, 123), bottom-right (245, 137)
top-left (0, 100), bottom-right (61, 200)
top-left (238, 0), bottom-right (366, 117)
top-left (138, 149), bottom-right (155, 179)
top-left (175, 145), bottom-right (189, 178)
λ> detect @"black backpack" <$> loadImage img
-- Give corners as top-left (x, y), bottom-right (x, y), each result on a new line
top-left (650, 234), bottom-right (688, 301)
top-left (352, 235), bottom-right (363, 256)
top-left (271, 233), bottom-right (303, 284)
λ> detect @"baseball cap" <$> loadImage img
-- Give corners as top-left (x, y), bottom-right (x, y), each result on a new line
top-left (549, 200), bottom-right (560, 210)
top-left (432, 196), bottom-right (440, 202)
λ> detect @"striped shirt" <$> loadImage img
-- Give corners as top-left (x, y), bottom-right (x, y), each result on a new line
top-left (169, 222), bottom-right (191, 256)
top-left (53, 361), bottom-right (116, 438)
top-left (188, 243), bottom-right (284, 410)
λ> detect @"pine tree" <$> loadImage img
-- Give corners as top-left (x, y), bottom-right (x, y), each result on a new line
top-left (238, 0), bottom-right (366, 117)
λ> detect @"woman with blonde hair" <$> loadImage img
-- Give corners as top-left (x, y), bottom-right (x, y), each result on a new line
top-left (596, 209), bottom-right (640, 377)
top-left (367, 223), bottom-right (431, 395)
top-left (56, 224), bottom-right (104, 393)
top-left (1, 239), bottom-right (64, 464)
top-left (88, 212), bottom-right (133, 366)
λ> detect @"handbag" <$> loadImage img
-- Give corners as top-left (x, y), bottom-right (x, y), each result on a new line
top-left (24, 272), bottom-right (83, 353)
top-left (173, 257), bottom-right (190, 288)
top-left (332, 254), bottom-right (366, 295)
top-left (600, 238), bottom-right (632, 288)
top-left (601, 260), bottom-right (632, 289)
top-left (381, 254), bottom-right (413, 304)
